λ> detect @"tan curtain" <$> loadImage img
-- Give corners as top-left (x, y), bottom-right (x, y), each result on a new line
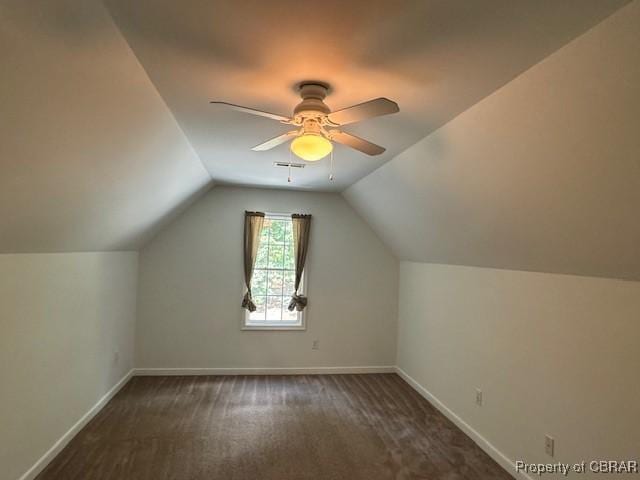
top-left (288, 214), bottom-right (312, 312)
top-left (242, 211), bottom-right (265, 312)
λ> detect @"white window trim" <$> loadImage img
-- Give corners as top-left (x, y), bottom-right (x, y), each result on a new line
top-left (242, 213), bottom-right (308, 331)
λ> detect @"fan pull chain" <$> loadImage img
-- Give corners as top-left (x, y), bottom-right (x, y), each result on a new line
top-left (287, 150), bottom-right (292, 183)
top-left (329, 150), bottom-right (335, 181)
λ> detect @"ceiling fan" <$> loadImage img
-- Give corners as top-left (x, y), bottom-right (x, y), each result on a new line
top-left (210, 81), bottom-right (399, 162)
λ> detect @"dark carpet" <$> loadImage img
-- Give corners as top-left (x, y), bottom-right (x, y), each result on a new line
top-left (36, 374), bottom-right (512, 479)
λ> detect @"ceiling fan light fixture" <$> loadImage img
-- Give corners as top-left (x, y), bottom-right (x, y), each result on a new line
top-left (290, 134), bottom-right (332, 161)
top-left (211, 82), bottom-right (399, 168)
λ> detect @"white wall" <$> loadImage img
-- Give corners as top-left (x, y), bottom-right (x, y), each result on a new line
top-left (0, 252), bottom-right (138, 480)
top-left (136, 186), bottom-right (398, 369)
top-left (397, 262), bottom-right (640, 479)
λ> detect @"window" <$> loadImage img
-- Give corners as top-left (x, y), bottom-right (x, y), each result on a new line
top-left (243, 214), bottom-right (306, 330)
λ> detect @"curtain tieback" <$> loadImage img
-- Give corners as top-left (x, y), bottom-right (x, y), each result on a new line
top-left (242, 291), bottom-right (257, 312)
top-left (287, 293), bottom-right (307, 312)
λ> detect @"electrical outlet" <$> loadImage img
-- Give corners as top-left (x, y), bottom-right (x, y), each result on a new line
top-left (475, 388), bottom-right (483, 406)
top-left (545, 435), bottom-right (555, 457)
top-left (312, 340), bottom-right (320, 350)
top-left (113, 349), bottom-right (120, 364)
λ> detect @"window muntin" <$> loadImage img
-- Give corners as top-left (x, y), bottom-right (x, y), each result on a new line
top-left (244, 214), bottom-right (305, 329)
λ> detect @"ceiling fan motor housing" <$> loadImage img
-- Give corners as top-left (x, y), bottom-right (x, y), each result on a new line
top-left (293, 82), bottom-right (331, 118)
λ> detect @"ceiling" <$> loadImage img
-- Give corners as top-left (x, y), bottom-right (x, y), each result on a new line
top-left (1, 0), bottom-right (635, 266)
top-left (344, 0), bottom-right (640, 281)
top-left (0, 0), bottom-right (212, 252)
top-left (105, 0), bottom-right (629, 191)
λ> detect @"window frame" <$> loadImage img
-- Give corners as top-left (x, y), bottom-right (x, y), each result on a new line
top-left (241, 212), bottom-right (307, 331)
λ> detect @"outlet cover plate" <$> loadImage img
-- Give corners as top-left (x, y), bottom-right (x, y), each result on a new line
top-left (545, 435), bottom-right (555, 457)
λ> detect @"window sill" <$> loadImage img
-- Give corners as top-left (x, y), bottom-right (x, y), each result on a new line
top-left (242, 324), bottom-right (306, 331)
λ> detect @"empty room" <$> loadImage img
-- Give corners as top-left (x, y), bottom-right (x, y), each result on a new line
top-left (1, 0), bottom-right (639, 479)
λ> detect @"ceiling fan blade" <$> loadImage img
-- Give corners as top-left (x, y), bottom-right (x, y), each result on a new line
top-left (330, 131), bottom-right (386, 156)
top-left (251, 131), bottom-right (299, 151)
top-left (327, 98), bottom-right (399, 126)
top-left (210, 101), bottom-right (291, 122)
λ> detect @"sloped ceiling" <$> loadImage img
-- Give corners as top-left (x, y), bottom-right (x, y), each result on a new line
top-left (0, 0), bottom-right (212, 253)
top-left (344, 1), bottom-right (640, 281)
top-left (105, 0), bottom-right (628, 191)
top-left (1, 0), bottom-right (636, 267)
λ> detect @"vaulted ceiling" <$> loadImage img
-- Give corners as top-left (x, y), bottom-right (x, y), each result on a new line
top-left (104, 0), bottom-right (627, 190)
top-left (0, 0), bottom-right (212, 252)
top-left (1, 0), bottom-right (638, 281)
top-left (344, 0), bottom-right (640, 281)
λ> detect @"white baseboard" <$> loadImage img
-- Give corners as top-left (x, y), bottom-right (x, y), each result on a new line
top-left (134, 366), bottom-right (396, 376)
top-left (394, 367), bottom-right (533, 480)
top-left (19, 369), bottom-right (134, 480)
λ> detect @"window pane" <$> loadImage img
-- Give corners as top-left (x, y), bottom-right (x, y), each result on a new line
top-left (248, 296), bottom-right (266, 322)
top-left (282, 305), bottom-right (298, 322)
top-left (267, 270), bottom-right (283, 296)
top-left (284, 243), bottom-right (295, 270)
top-left (255, 243), bottom-right (268, 269)
top-left (284, 220), bottom-right (292, 242)
top-left (252, 270), bottom-right (267, 296)
top-left (270, 220), bottom-right (286, 243)
top-left (260, 220), bottom-right (271, 243)
top-left (268, 244), bottom-right (284, 269)
top-left (266, 296), bottom-right (283, 321)
top-left (283, 270), bottom-right (295, 295)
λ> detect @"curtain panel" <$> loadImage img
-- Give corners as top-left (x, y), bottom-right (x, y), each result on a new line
top-left (288, 213), bottom-right (312, 312)
top-left (241, 211), bottom-right (265, 312)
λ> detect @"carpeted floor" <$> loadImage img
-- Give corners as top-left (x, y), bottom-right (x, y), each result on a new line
top-left (36, 374), bottom-right (512, 479)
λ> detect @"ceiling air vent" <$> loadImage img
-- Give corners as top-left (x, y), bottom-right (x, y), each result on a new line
top-left (273, 162), bottom-right (305, 169)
